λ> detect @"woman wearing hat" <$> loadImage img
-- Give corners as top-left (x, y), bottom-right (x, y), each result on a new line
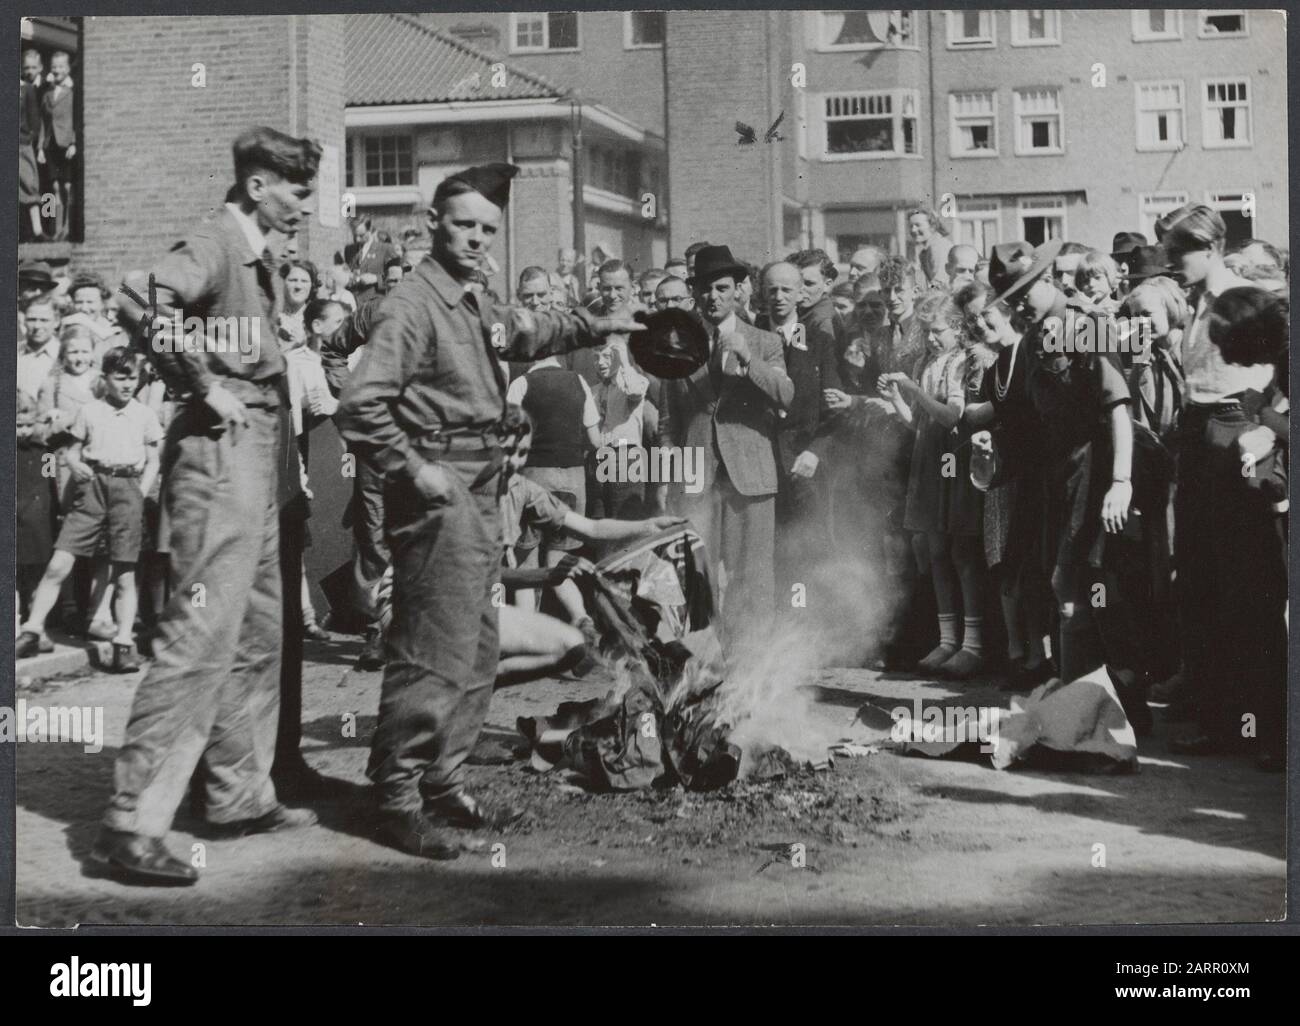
top-left (987, 239), bottom-right (1153, 730)
top-left (958, 275), bottom-right (1052, 691)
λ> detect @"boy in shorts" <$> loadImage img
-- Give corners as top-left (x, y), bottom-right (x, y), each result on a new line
top-left (17, 348), bottom-right (162, 672)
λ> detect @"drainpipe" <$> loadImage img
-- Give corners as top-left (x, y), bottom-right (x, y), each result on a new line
top-left (570, 94), bottom-right (586, 288)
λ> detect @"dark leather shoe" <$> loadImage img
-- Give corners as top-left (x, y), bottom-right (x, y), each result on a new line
top-left (110, 642), bottom-right (141, 674)
top-left (426, 789), bottom-right (523, 831)
top-left (15, 631), bottom-right (43, 660)
top-left (211, 803), bottom-right (318, 837)
top-left (1169, 733), bottom-right (1218, 756)
top-left (355, 628), bottom-right (385, 671)
top-left (378, 809), bottom-right (460, 860)
top-left (89, 828), bottom-right (198, 886)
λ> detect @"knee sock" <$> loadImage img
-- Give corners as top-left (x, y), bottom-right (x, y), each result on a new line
top-left (962, 616), bottom-right (984, 657)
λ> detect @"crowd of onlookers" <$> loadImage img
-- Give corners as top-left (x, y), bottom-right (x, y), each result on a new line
top-left (16, 203), bottom-right (1289, 770)
top-left (489, 210), bottom-right (1288, 771)
top-left (20, 47), bottom-right (79, 242)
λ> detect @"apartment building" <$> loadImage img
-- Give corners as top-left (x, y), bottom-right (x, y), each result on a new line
top-left (18, 11), bottom-right (1287, 289)
top-left (930, 9), bottom-right (1287, 253)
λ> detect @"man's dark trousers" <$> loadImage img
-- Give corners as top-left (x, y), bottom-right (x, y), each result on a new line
top-left (367, 458), bottom-right (501, 814)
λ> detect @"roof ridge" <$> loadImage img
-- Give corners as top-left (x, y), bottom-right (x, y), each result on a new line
top-left (382, 11), bottom-right (566, 98)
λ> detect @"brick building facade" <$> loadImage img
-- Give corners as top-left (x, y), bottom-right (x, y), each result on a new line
top-left (16, 10), bottom-right (1289, 293)
top-left (21, 15), bottom-right (347, 287)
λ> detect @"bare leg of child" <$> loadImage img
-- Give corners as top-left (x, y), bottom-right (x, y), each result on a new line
top-left (87, 558), bottom-right (116, 637)
top-left (19, 550), bottom-right (78, 640)
top-left (111, 564), bottom-right (138, 648)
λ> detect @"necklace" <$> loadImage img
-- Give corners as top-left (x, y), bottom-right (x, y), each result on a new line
top-left (993, 340), bottom-right (1018, 402)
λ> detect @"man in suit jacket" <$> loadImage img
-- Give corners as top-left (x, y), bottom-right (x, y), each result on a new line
top-left (344, 216), bottom-right (400, 302)
top-left (758, 261), bottom-right (842, 616)
top-left (39, 51), bottom-right (75, 239)
top-left (659, 246), bottom-right (793, 651)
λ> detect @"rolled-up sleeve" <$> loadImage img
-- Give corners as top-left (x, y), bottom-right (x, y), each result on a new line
top-left (489, 303), bottom-right (602, 362)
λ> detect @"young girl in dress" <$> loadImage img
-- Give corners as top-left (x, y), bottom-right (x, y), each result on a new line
top-left (879, 293), bottom-right (987, 679)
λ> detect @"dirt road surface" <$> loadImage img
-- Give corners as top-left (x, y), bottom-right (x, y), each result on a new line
top-left (15, 637), bottom-right (1285, 927)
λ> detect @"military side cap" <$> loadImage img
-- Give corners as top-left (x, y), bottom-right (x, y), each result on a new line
top-left (433, 162), bottom-right (520, 209)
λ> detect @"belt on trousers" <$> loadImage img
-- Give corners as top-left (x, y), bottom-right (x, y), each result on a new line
top-left (87, 461), bottom-right (143, 478)
top-left (414, 432), bottom-right (502, 462)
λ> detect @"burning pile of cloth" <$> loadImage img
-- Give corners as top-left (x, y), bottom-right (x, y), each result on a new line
top-left (516, 527), bottom-right (798, 792)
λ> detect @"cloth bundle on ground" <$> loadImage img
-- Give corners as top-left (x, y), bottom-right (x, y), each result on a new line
top-left (853, 665), bottom-right (1139, 774)
top-left (517, 527), bottom-right (765, 791)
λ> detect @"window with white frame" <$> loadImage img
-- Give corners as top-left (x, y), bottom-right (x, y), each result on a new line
top-left (1018, 196), bottom-right (1066, 245)
top-left (1198, 10), bottom-right (1248, 37)
top-left (817, 10), bottom-right (916, 50)
top-left (362, 134), bottom-right (413, 187)
top-left (1014, 88), bottom-right (1063, 154)
top-left (952, 198), bottom-right (1000, 252)
top-left (820, 90), bottom-right (920, 159)
top-left (1010, 10), bottom-right (1060, 46)
top-left (511, 12), bottom-right (580, 52)
top-left (625, 12), bottom-right (664, 49)
top-left (1206, 190), bottom-right (1256, 246)
top-left (1132, 9), bottom-right (1182, 41)
top-left (947, 10), bottom-right (995, 48)
top-left (1138, 191), bottom-right (1188, 239)
top-left (1202, 78), bottom-right (1252, 148)
top-left (950, 91), bottom-right (998, 157)
top-left (1135, 80), bottom-right (1185, 151)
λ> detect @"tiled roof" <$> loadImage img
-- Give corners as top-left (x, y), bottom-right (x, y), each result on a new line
top-left (345, 13), bottom-right (565, 106)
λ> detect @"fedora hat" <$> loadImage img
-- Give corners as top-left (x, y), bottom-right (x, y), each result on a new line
top-left (989, 238), bottom-right (1063, 307)
top-left (1110, 232), bottom-right (1148, 263)
top-left (1117, 244), bottom-right (1172, 283)
top-left (687, 245), bottom-right (749, 288)
top-left (629, 307), bottom-right (710, 379)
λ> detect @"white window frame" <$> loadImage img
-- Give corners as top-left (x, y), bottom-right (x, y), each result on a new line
top-left (361, 133), bottom-right (414, 188)
top-left (1138, 191), bottom-right (1189, 239)
top-left (509, 12), bottom-right (581, 54)
top-left (951, 198), bottom-right (1001, 252)
top-left (946, 10), bottom-right (996, 49)
top-left (817, 89), bottom-right (922, 161)
top-left (1131, 9), bottom-right (1183, 42)
top-left (1013, 87), bottom-right (1064, 156)
top-left (1197, 10), bottom-right (1249, 39)
top-left (949, 91), bottom-right (999, 158)
top-left (623, 11), bottom-right (664, 50)
top-left (1134, 80), bottom-right (1185, 152)
top-left (1018, 195), bottom-right (1067, 244)
top-left (1205, 190), bottom-right (1256, 237)
top-left (1010, 10), bottom-right (1061, 47)
top-left (815, 10), bottom-right (918, 51)
top-left (1202, 76), bottom-right (1253, 149)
